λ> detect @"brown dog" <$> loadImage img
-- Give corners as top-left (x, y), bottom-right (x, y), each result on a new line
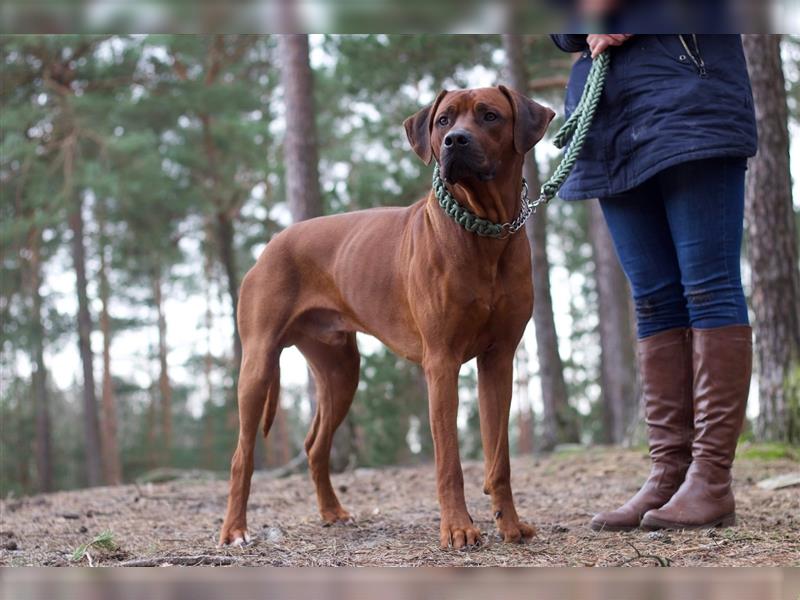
top-left (219, 86), bottom-right (554, 549)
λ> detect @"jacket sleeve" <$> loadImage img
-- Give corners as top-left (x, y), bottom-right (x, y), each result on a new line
top-left (550, 34), bottom-right (588, 53)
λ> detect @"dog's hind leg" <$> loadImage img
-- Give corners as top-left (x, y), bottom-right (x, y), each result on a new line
top-left (298, 332), bottom-right (360, 525)
top-left (219, 260), bottom-right (292, 547)
top-left (219, 340), bottom-right (280, 546)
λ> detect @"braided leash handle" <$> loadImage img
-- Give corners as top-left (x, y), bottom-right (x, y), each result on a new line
top-left (536, 52), bottom-right (610, 207)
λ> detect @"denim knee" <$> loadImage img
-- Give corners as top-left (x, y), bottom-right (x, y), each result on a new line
top-left (633, 284), bottom-right (690, 339)
top-left (684, 282), bottom-right (749, 329)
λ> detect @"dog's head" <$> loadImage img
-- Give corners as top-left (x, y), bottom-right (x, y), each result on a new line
top-left (404, 87), bottom-right (555, 185)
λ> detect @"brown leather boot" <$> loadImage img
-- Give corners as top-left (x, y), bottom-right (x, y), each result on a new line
top-left (590, 327), bottom-right (694, 532)
top-left (641, 325), bottom-right (752, 530)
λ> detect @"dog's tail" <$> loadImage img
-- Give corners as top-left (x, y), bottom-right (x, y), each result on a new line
top-left (262, 361), bottom-right (281, 438)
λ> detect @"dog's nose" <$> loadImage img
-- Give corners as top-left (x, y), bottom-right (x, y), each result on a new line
top-left (443, 129), bottom-right (471, 148)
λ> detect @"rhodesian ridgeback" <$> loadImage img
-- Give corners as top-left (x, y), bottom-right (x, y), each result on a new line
top-left (220, 85), bottom-right (555, 549)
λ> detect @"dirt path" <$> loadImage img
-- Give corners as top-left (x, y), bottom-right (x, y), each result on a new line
top-left (2, 448), bottom-right (798, 567)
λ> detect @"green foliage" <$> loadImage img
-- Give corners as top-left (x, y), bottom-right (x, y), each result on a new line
top-left (352, 347), bottom-right (430, 466)
top-left (71, 530), bottom-right (117, 562)
top-left (736, 442), bottom-right (799, 462)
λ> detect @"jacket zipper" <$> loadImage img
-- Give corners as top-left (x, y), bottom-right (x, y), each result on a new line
top-left (679, 34), bottom-right (707, 78)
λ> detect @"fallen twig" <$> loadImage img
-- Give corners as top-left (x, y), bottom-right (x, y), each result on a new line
top-left (117, 555), bottom-right (236, 567)
top-left (616, 541), bottom-right (671, 567)
top-left (669, 539), bottom-right (730, 558)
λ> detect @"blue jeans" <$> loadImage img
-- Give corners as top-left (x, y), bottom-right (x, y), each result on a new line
top-left (599, 157), bottom-right (750, 340)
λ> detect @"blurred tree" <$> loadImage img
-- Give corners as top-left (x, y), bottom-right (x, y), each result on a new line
top-left (158, 34), bottom-right (270, 406)
top-left (503, 33), bottom-right (578, 450)
top-left (587, 199), bottom-right (640, 444)
top-left (39, 37), bottom-right (117, 487)
top-left (2, 159), bottom-right (56, 491)
top-left (743, 35), bottom-right (800, 443)
top-left (514, 340), bottom-right (534, 454)
top-left (278, 33), bottom-right (323, 466)
top-left (96, 196), bottom-right (122, 483)
top-left (352, 349), bottom-right (426, 466)
top-left (279, 33), bottom-right (353, 471)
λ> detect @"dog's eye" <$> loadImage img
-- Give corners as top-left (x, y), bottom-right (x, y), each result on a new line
top-left (437, 115), bottom-right (449, 127)
top-left (484, 112), bottom-right (498, 122)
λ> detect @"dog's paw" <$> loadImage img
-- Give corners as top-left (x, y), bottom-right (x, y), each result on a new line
top-left (320, 506), bottom-right (353, 526)
top-left (218, 527), bottom-right (251, 548)
top-left (496, 515), bottom-right (537, 544)
top-left (440, 519), bottom-right (482, 550)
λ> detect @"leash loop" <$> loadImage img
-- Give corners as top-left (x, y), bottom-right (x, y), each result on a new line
top-left (538, 51), bottom-right (610, 205)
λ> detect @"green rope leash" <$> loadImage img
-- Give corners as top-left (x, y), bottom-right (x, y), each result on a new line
top-left (540, 51), bottom-right (610, 203)
top-left (432, 52), bottom-right (610, 239)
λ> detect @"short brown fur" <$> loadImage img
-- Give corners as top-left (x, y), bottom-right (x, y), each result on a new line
top-left (220, 86), bottom-right (555, 549)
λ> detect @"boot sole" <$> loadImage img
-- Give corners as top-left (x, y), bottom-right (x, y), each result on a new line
top-left (641, 512), bottom-right (736, 531)
top-left (590, 522), bottom-right (639, 532)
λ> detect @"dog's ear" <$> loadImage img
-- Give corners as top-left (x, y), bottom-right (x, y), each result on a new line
top-left (499, 85), bottom-right (556, 155)
top-left (403, 90), bottom-right (448, 165)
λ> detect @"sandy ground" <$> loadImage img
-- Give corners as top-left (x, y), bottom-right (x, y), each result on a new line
top-left (1, 448), bottom-right (798, 567)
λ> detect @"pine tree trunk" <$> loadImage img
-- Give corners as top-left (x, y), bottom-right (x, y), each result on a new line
top-left (587, 199), bottom-right (640, 444)
top-left (202, 231), bottom-right (216, 470)
top-left (514, 341), bottom-right (534, 454)
top-left (26, 228), bottom-right (53, 492)
top-left (413, 365), bottom-right (434, 459)
top-left (14, 382), bottom-right (32, 492)
top-left (743, 34), bottom-right (800, 443)
top-left (279, 34), bottom-right (323, 222)
top-left (152, 269), bottom-right (173, 460)
top-left (147, 378), bottom-right (159, 469)
top-left (215, 212), bottom-right (243, 374)
top-left (69, 193), bottom-right (104, 487)
top-left (503, 34), bottom-right (577, 450)
top-left (279, 34), bottom-right (353, 470)
top-left (97, 201), bottom-right (122, 484)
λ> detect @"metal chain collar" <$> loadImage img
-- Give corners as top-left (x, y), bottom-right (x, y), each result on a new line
top-left (432, 163), bottom-right (533, 239)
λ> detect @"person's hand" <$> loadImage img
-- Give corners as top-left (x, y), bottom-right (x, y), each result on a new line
top-left (586, 34), bottom-right (633, 58)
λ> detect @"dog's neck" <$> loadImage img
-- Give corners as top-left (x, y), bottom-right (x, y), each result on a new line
top-left (446, 161), bottom-right (525, 226)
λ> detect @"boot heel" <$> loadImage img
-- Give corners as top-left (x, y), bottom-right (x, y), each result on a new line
top-left (718, 513), bottom-right (736, 527)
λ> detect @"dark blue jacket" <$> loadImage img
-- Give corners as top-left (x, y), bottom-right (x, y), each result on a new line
top-left (550, 34), bottom-right (757, 200)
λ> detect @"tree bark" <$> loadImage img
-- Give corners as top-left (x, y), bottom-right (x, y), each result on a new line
top-left (587, 199), bottom-right (640, 444)
top-left (97, 200), bottom-right (122, 484)
top-left (514, 341), bottom-right (534, 454)
top-left (147, 377), bottom-right (159, 469)
top-left (279, 34), bottom-right (354, 470)
top-left (503, 34), bottom-right (578, 450)
top-left (69, 193), bottom-right (104, 487)
top-left (202, 227), bottom-right (216, 470)
top-left (280, 34), bottom-right (324, 221)
top-left (743, 35), bottom-right (800, 443)
top-left (215, 212), bottom-right (243, 374)
top-left (152, 269), bottom-right (173, 460)
top-left (26, 227), bottom-right (53, 492)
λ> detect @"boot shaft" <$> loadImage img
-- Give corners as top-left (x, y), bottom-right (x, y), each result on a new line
top-left (637, 327), bottom-right (695, 465)
top-left (691, 325), bottom-right (753, 469)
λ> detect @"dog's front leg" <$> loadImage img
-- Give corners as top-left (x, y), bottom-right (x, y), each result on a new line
top-left (424, 357), bottom-right (481, 549)
top-left (477, 348), bottom-right (536, 543)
